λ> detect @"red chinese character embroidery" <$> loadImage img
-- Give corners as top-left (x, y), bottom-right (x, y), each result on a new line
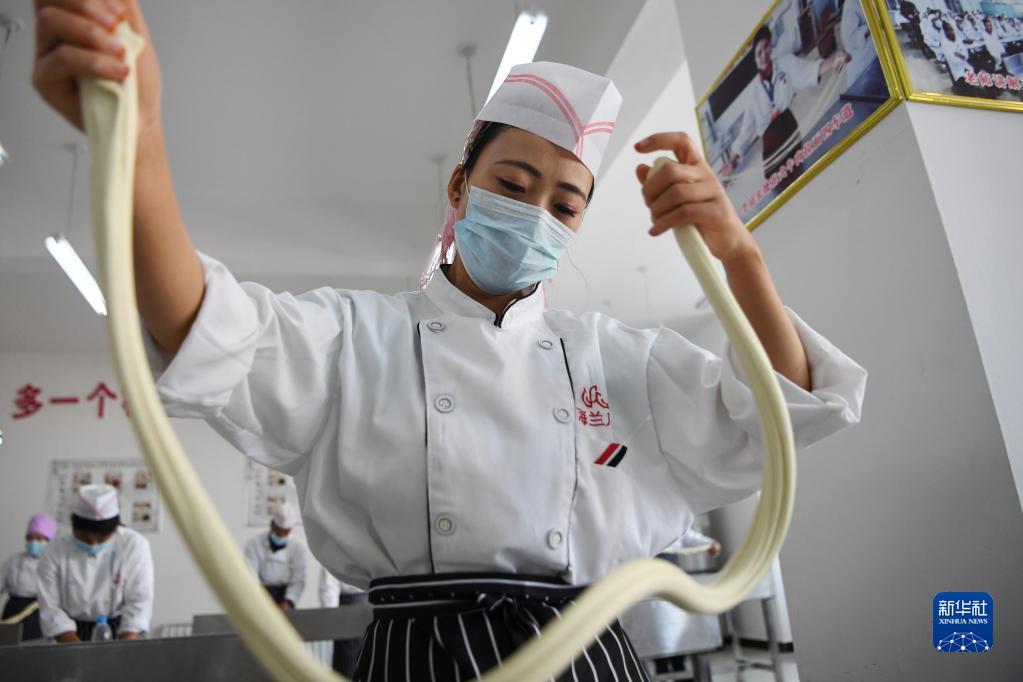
top-left (581, 385), bottom-right (609, 409)
top-left (579, 386), bottom-right (611, 427)
top-left (86, 382), bottom-right (119, 419)
top-left (12, 384), bottom-right (43, 419)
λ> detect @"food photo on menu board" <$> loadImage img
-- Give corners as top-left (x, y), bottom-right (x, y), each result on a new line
top-left (245, 460), bottom-right (301, 527)
top-left (696, 0), bottom-right (900, 228)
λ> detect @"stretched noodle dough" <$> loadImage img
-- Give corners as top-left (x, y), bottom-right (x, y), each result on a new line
top-left (84, 25), bottom-right (795, 681)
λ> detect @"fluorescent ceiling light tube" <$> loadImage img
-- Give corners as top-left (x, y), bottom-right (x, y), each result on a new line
top-left (486, 10), bottom-right (548, 103)
top-left (45, 234), bottom-right (107, 316)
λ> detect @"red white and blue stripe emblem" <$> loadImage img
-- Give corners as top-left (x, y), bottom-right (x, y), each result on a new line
top-left (594, 442), bottom-right (628, 468)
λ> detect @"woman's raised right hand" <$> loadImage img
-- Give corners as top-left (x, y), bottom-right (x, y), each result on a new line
top-left (32, 0), bottom-right (162, 135)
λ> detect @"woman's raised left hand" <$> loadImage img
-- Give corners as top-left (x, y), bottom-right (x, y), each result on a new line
top-left (635, 131), bottom-right (758, 265)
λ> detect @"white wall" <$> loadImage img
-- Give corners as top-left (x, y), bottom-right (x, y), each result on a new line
top-left (677, 2), bottom-right (1023, 679)
top-left (909, 103), bottom-right (1023, 512)
top-left (0, 353), bottom-right (324, 630)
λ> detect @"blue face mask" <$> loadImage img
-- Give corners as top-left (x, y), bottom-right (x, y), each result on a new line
top-left (268, 532), bottom-right (288, 548)
top-left (26, 540), bottom-right (47, 557)
top-left (454, 186), bottom-right (576, 295)
top-left (73, 537), bottom-right (112, 557)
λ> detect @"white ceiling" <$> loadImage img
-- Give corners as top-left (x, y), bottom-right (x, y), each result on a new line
top-left (0, 0), bottom-right (705, 353)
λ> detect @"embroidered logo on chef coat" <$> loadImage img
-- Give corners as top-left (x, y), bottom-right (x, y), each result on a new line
top-left (577, 384), bottom-right (611, 427)
top-left (593, 443), bottom-right (628, 468)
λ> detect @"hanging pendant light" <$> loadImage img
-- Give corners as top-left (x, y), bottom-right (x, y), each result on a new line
top-left (47, 142), bottom-right (107, 316)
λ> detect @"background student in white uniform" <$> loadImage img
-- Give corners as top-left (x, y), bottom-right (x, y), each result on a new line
top-left (0, 513), bottom-right (56, 640)
top-left (36, 484), bottom-right (154, 642)
top-left (31, 2), bottom-right (866, 679)
top-left (244, 503), bottom-right (307, 611)
top-left (981, 16), bottom-right (1008, 74)
top-left (940, 21), bottom-right (976, 97)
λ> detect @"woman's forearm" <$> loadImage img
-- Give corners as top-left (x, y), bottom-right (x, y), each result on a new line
top-left (132, 124), bottom-right (205, 355)
top-left (722, 245), bottom-right (811, 391)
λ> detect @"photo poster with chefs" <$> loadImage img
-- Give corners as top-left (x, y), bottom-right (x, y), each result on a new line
top-left (245, 459), bottom-right (301, 528)
top-left (47, 459), bottom-right (162, 532)
top-left (876, 0), bottom-right (1023, 110)
top-left (696, 0), bottom-right (900, 229)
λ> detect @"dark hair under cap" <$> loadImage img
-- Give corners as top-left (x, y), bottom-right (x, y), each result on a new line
top-left (71, 513), bottom-right (120, 537)
top-left (461, 121), bottom-right (595, 205)
top-left (754, 25), bottom-right (772, 48)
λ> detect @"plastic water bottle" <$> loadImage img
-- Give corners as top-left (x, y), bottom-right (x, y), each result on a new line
top-left (91, 615), bottom-right (113, 642)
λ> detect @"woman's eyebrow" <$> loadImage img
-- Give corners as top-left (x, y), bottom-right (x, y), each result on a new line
top-left (493, 159), bottom-right (588, 201)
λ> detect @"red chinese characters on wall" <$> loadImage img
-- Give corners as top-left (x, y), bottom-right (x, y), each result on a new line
top-left (577, 384), bottom-right (612, 428)
top-left (12, 384), bottom-right (44, 419)
top-left (11, 382), bottom-right (125, 420)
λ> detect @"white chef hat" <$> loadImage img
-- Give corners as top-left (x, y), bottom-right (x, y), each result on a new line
top-left (474, 61), bottom-right (623, 178)
top-left (72, 484), bottom-right (120, 521)
top-left (271, 502), bottom-right (300, 530)
top-left (419, 61), bottom-right (623, 289)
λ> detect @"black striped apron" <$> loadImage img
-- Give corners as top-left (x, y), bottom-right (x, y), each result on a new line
top-left (1, 595), bottom-right (42, 640)
top-left (352, 573), bottom-right (650, 682)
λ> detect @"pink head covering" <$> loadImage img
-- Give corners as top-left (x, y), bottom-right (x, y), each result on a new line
top-left (419, 120), bottom-right (489, 289)
top-left (27, 513), bottom-right (57, 540)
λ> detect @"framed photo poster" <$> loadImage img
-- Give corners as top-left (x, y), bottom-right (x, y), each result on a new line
top-left (874, 0), bottom-right (1023, 112)
top-left (696, 0), bottom-right (902, 229)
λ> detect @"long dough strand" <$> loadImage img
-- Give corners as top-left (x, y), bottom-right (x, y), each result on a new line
top-left (84, 26), bottom-right (795, 681)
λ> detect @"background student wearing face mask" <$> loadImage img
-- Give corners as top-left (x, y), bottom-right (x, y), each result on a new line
top-left (244, 503), bottom-right (307, 610)
top-left (0, 513), bottom-right (56, 640)
top-left (36, 484), bottom-right (154, 642)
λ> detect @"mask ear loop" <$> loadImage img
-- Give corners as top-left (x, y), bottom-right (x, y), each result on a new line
top-left (554, 248), bottom-right (591, 312)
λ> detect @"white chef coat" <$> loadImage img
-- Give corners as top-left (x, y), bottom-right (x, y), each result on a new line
top-left (731, 52), bottom-right (823, 159)
top-left (1, 553), bottom-right (40, 599)
top-left (982, 29), bottom-right (1006, 69)
top-left (243, 533), bottom-right (307, 605)
top-left (841, 0), bottom-right (870, 55)
top-left (841, 0), bottom-right (875, 85)
top-left (149, 253), bottom-right (865, 588)
top-left (36, 527), bottom-right (153, 638)
top-left (678, 527), bottom-right (717, 549)
top-left (318, 565), bottom-right (363, 607)
top-left (941, 34), bottom-right (972, 81)
top-left (924, 21), bottom-right (945, 52)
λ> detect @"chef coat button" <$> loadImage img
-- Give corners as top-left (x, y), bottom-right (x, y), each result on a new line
top-left (553, 407), bottom-right (571, 423)
top-left (547, 529), bottom-right (564, 549)
top-left (435, 395), bottom-right (454, 413)
top-left (435, 515), bottom-right (456, 535)
top-left (538, 339), bottom-right (554, 350)
top-left (428, 321), bottom-right (445, 333)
